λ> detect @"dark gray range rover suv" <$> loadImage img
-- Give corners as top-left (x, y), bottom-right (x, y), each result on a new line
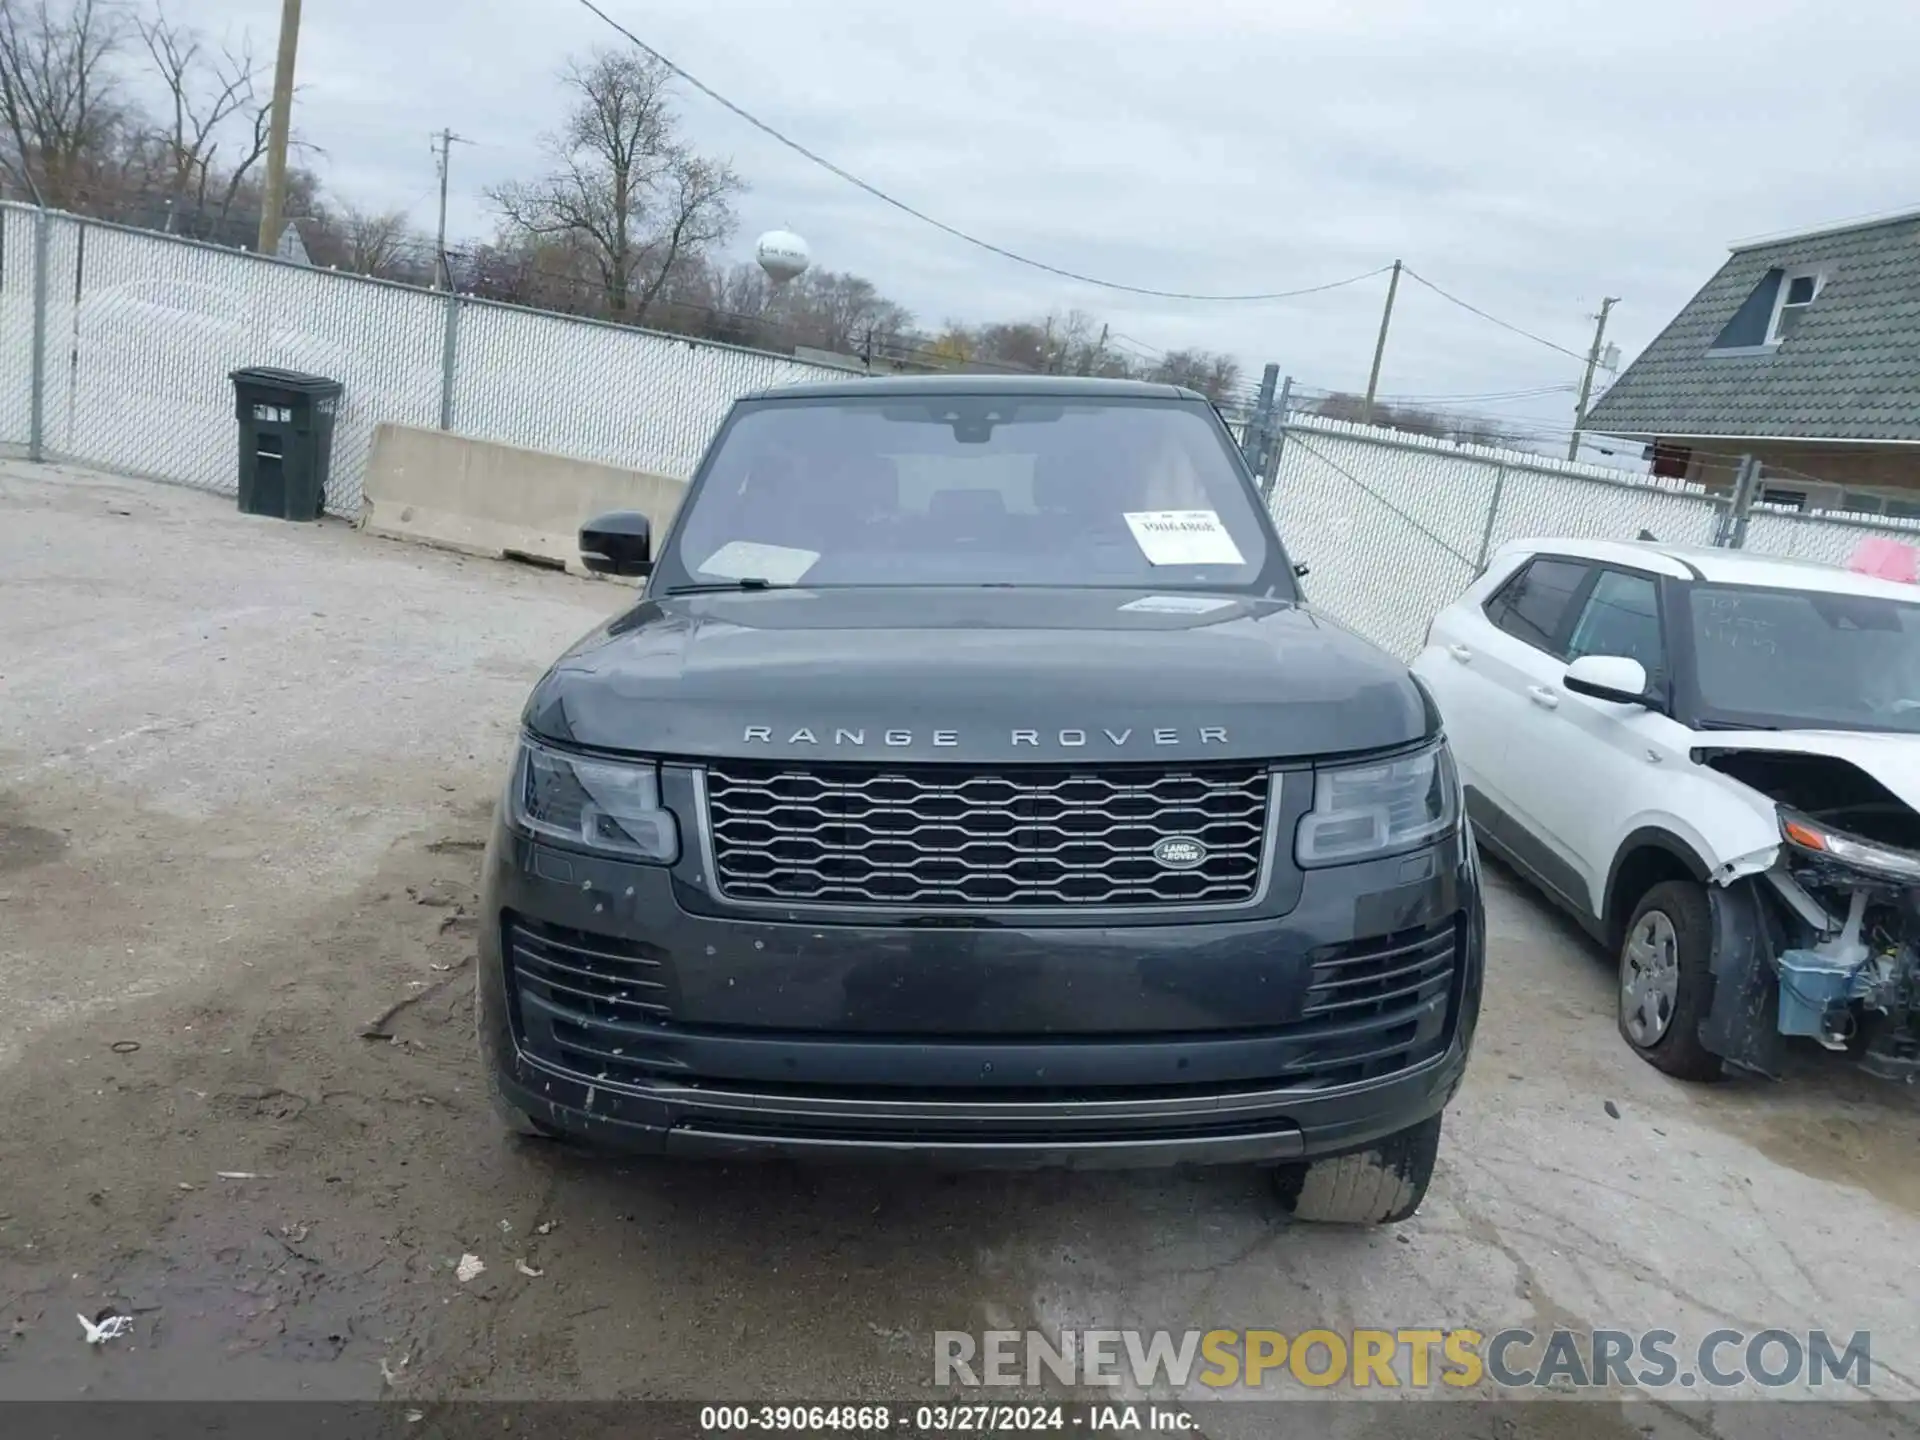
top-left (478, 375), bottom-right (1483, 1224)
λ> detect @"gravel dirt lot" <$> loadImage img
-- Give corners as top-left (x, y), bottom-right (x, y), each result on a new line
top-left (2, 463), bottom-right (1918, 1436)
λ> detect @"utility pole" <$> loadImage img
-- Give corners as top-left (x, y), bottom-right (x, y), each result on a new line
top-left (1568, 295), bottom-right (1621, 461)
top-left (431, 129), bottom-right (472, 291)
top-left (256, 0), bottom-right (302, 255)
top-left (1082, 323), bottom-right (1108, 376)
top-left (1361, 259), bottom-right (1402, 426)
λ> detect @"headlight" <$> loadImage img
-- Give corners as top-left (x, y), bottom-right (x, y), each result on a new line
top-left (1295, 740), bottom-right (1460, 868)
top-left (1780, 809), bottom-right (1920, 883)
top-left (511, 738), bottom-right (679, 863)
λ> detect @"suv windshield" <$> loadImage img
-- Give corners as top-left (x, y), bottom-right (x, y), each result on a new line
top-left (660, 396), bottom-right (1285, 593)
top-left (1687, 583), bottom-right (1920, 734)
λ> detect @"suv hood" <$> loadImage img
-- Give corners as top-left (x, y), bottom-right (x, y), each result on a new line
top-left (1695, 730), bottom-right (1920, 813)
top-left (524, 587), bottom-right (1432, 764)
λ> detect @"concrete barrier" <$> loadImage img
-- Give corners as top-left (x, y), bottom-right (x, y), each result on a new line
top-left (360, 423), bottom-right (686, 577)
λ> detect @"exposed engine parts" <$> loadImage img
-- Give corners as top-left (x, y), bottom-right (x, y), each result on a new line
top-left (1702, 750), bottom-right (1920, 1083)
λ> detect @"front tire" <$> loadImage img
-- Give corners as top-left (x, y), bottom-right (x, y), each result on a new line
top-left (1273, 1113), bottom-right (1441, 1225)
top-left (1618, 880), bottom-right (1723, 1081)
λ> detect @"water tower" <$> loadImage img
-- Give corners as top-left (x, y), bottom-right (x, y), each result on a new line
top-left (755, 229), bottom-right (811, 287)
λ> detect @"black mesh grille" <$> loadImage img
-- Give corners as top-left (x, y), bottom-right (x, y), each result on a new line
top-left (705, 761), bottom-right (1271, 908)
top-left (1304, 919), bottom-right (1458, 1023)
top-left (507, 917), bottom-right (673, 1027)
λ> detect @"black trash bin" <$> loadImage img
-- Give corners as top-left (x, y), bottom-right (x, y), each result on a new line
top-left (229, 367), bottom-right (343, 521)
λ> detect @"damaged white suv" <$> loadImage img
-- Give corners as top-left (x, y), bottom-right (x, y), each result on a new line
top-left (1414, 537), bottom-right (1920, 1083)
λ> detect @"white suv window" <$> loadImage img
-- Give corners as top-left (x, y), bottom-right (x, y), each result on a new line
top-left (1484, 557), bottom-right (1592, 654)
top-left (1568, 569), bottom-right (1664, 675)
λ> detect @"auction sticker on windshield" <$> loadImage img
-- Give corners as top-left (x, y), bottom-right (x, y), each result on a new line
top-left (700, 541), bottom-right (820, 584)
top-left (1118, 595), bottom-right (1238, 615)
top-left (1124, 510), bottom-right (1245, 567)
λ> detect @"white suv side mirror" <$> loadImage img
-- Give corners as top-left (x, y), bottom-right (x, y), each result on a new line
top-left (1564, 654), bottom-right (1651, 706)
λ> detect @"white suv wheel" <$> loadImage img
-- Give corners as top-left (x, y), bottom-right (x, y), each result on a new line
top-left (1621, 909), bottom-right (1681, 1045)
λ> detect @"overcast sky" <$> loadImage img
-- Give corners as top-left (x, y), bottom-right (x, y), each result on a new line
top-left (156, 0), bottom-right (1917, 435)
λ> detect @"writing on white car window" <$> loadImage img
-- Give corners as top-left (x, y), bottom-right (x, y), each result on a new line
top-left (1687, 585), bottom-right (1920, 734)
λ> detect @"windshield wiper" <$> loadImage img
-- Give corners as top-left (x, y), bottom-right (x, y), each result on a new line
top-left (663, 578), bottom-right (792, 595)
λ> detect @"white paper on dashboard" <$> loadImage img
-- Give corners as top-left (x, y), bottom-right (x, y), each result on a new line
top-left (1117, 595), bottom-right (1237, 615)
top-left (1122, 510), bottom-right (1246, 567)
top-left (698, 541), bottom-right (820, 584)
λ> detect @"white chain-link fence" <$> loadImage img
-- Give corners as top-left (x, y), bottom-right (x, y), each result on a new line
top-left (0, 206), bottom-right (37, 449)
top-left (1739, 505), bottom-right (1920, 568)
top-left (1268, 414), bottom-right (1920, 658)
top-left (8, 199), bottom-right (1920, 665)
top-left (448, 296), bottom-right (841, 483)
top-left (0, 201), bottom-right (846, 513)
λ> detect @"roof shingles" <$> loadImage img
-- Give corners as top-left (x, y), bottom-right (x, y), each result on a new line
top-left (1586, 216), bottom-right (1920, 442)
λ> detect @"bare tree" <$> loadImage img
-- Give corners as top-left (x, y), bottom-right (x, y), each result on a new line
top-left (206, 92), bottom-right (279, 238)
top-left (0, 0), bottom-right (128, 210)
top-left (489, 49), bottom-right (742, 318)
top-left (970, 320), bottom-right (1049, 372)
top-left (1043, 310), bottom-right (1119, 376)
top-left (1311, 391), bottom-right (1369, 424)
top-left (135, 8), bottom-right (259, 231)
top-left (1314, 389), bottom-right (1525, 448)
top-left (714, 259), bottom-right (769, 316)
top-left (1147, 349), bottom-right (1242, 403)
top-left (791, 270), bottom-right (911, 353)
top-left (335, 205), bottom-right (411, 277)
top-left (925, 323), bottom-right (975, 368)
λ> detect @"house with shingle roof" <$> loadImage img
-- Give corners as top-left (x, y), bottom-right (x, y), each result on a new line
top-left (1586, 207), bottom-right (1920, 518)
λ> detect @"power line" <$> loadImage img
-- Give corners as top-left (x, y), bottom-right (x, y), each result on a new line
top-left (1400, 267), bottom-right (1595, 364)
top-left (568, 0), bottom-right (1391, 304)
top-left (1373, 384), bottom-right (1578, 404)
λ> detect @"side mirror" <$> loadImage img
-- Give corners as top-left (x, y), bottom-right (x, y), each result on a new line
top-left (1564, 654), bottom-right (1652, 706)
top-left (580, 511), bottom-right (652, 577)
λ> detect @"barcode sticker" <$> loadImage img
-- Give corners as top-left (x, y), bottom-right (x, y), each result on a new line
top-left (1123, 510), bottom-right (1245, 567)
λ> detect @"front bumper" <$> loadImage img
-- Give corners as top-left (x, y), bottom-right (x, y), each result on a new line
top-left (477, 819), bottom-right (1485, 1169)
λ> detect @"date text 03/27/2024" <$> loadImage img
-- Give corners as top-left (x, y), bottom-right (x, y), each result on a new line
top-left (697, 1405), bottom-right (1190, 1433)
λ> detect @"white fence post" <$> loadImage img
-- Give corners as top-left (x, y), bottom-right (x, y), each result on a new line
top-left (27, 207), bottom-right (49, 462)
top-left (1261, 375), bottom-right (1293, 504)
top-left (1729, 454), bottom-right (1758, 550)
top-left (1713, 456), bottom-right (1758, 548)
top-left (1473, 464), bottom-right (1507, 571)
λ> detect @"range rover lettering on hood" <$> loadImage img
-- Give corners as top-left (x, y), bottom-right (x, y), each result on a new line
top-left (743, 725), bottom-right (1230, 748)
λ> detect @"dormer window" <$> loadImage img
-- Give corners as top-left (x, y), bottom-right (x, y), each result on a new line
top-left (1767, 268), bottom-right (1823, 343)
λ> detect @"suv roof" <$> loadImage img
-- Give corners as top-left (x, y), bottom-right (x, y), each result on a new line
top-left (1496, 535), bottom-right (1920, 599)
top-left (741, 374), bottom-right (1205, 403)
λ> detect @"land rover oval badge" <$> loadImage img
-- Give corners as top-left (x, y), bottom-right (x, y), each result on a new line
top-left (1152, 836), bottom-right (1208, 870)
